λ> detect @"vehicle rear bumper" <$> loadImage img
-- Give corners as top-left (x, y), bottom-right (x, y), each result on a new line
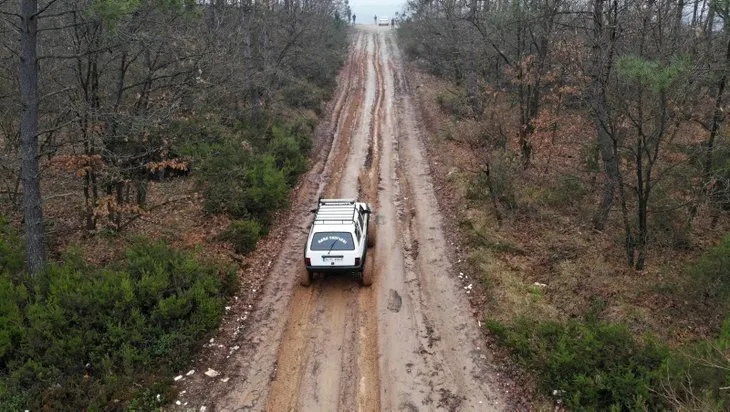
top-left (307, 264), bottom-right (363, 274)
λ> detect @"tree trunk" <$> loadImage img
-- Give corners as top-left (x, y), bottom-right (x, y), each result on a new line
top-left (704, 31), bottom-right (730, 182)
top-left (114, 181), bottom-right (124, 230)
top-left (590, 0), bottom-right (621, 231)
top-left (19, 0), bottom-right (46, 274)
top-left (635, 136), bottom-right (646, 270)
top-left (464, 34), bottom-right (483, 118)
top-left (618, 163), bottom-right (634, 268)
top-left (483, 162), bottom-right (503, 226)
top-left (593, 141), bottom-right (616, 230)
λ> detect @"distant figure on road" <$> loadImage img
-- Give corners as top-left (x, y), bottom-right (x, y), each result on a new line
top-left (352, 14), bottom-right (356, 24)
top-left (374, 15), bottom-right (377, 25)
top-left (391, 18), bottom-right (395, 27)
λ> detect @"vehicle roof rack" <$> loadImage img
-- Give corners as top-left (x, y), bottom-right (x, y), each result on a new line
top-left (318, 198), bottom-right (356, 206)
top-left (314, 199), bottom-right (358, 225)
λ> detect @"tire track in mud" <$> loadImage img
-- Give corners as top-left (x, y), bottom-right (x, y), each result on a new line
top-left (263, 32), bottom-right (366, 409)
top-left (371, 32), bottom-right (433, 410)
top-left (376, 33), bottom-right (504, 410)
top-left (354, 31), bottom-right (383, 412)
top-left (265, 30), bottom-right (381, 412)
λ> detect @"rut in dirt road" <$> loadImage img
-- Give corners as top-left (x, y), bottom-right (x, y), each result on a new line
top-left (265, 29), bottom-right (381, 412)
top-left (374, 33), bottom-right (504, 410)
top-left (175, 27), bottom-right (506, 412)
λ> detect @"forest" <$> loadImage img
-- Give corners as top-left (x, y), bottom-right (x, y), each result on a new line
top-left (3, 0), bottom-right (730, 408)
top-left (0, 0), bottom-right (348, 408)
top-left (399, 0), bottom-right (730, 408)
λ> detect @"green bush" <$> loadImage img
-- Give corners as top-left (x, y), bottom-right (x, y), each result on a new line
top-left (199, 144), bottom-right (289, 224)
top-left (465, 154), bottom-right (519, 210)
top-left (267, 124), bottom-right (311, 186)
top-left (0, 236), bottom-right (236, 410)
top-left (281, 79), bottom-right (326, 113)
top-left (287, 27), bottom-right (347, 95)
top-left (172, 115), bottom-right (311, 233)
top-left (659, 317), bottom-right (730, 411)
top-left (219, 219), bottom-right (264, 254)
top-left (487, 317), bottom-right (668, 410)
top-left (689, 234), bottom-right (730, 301)
top-left (239, 154), bottom-right (290, 222)
top-left (190, 117), bottom-right (313, 228)
top-left (0, 218), bottom-right (25, 283)
top-left (168, 116), bottom-right (231, 159)
top-left (490, 154), bottom-right (519, 210)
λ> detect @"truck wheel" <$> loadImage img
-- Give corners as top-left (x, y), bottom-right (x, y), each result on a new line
top-left (367, 222), bottom-right (376, 248)
top-left (361, 253), bottom-right (374, 286)
top-left (299, 266), bottom-right (313, 287)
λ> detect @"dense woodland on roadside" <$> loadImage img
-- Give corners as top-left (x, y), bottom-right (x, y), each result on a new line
top-left (399, 0), bottom-right (730, 409)
top-left (0, 0), bottom-right (348, 408)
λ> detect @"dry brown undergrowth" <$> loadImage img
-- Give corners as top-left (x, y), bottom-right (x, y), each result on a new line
top-left (410, 64), bottom-right (730, 347)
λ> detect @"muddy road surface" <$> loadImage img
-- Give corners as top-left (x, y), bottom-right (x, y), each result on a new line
top-left (178, 26), bottom-right (506, 411)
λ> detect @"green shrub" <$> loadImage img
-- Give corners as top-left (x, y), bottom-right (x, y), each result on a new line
top-left (199, 144), bottom-right (289, 224)
top-left (267, 124), bottom-right (311, 186)
top-left (0, 237), bottom-right (236, 410)
top-left (168, 116), bottom-right (231, 159)
top-left (173, 115), bottom-right (311, 230)
top-left (689, 234), bottom-right (730, 301)
top-left (281, 79), bottom-right (326, 113)
top-left (487, 317), bottom-right (668, 410)
top-left (238, 154), bottom-right (289, 223)
top-left (0, 218), bottom-right (25, 283)
top-left (219, 219), bottom-right (264, 254)
top-left (465, 154), bottom-right (519, 211)
top-left (659, 317), bottom-right (730, 411)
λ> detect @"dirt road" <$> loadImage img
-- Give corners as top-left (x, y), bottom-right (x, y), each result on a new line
top-left (178, 26), bottom-right (505, 411)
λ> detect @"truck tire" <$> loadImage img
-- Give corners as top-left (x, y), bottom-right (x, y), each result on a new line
top-left (361, 253), bottom-right (374, 286)
top-left (367, 221), bottom-right (376, 248)
top-left (299, 266), bottom-right (313, 287)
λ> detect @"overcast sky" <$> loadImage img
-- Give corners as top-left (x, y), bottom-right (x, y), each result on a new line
top-left (349, 0), bottom-right (408, 23)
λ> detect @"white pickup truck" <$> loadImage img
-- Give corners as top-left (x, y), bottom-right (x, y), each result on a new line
top-left (301, 198), bottom-right (376, 286)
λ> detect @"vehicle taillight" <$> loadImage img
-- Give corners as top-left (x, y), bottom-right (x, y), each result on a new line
top-left (355, 257), bottom-right (360, 266)
top-left (305, 257), bottom-right (311, 266)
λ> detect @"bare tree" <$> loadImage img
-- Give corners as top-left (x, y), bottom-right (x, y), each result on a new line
top-left (400, 0), bottom-right (728, 269)
top-left (589, 0), bottom-right (629, 240)
top-left (0, 0), bottom-right (349, 241)
top-left (19, 0), bottom-right (45, 274)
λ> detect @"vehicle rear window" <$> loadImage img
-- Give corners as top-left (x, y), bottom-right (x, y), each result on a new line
top-left (311, 232), bottom-right (355, 250)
